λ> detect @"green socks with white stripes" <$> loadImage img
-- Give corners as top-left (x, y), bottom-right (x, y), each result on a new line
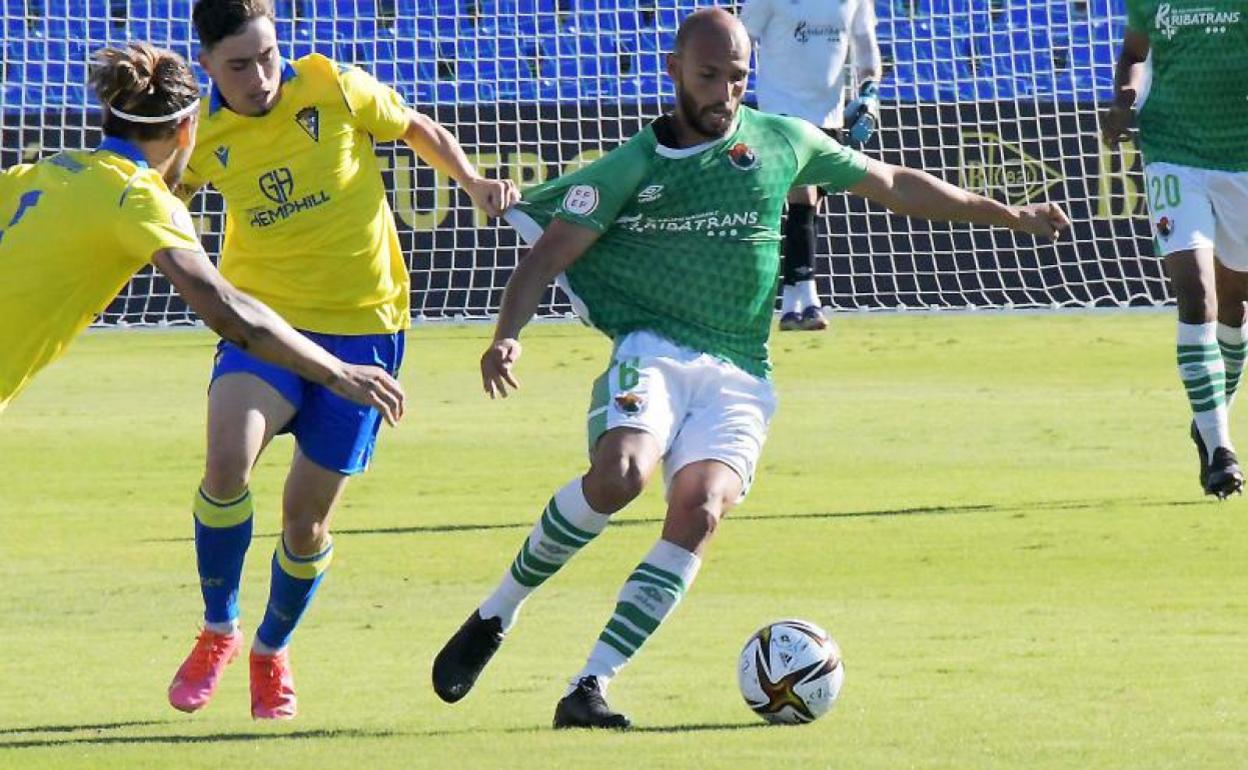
top-left (1179, 322), bottom-right (1233, 454)
top-left (478, 478), bottom-right (610, 631)
top-left (572, 539), bottom-right (701, 692)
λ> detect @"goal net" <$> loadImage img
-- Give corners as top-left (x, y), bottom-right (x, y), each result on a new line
top-left (0, 0), bottom-right (1158, 325)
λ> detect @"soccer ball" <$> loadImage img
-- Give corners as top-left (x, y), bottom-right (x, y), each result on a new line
top-left (737, 619), bottom-right (844, 725)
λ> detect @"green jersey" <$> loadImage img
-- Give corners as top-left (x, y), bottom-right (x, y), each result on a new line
top-left (511, 107), bottom-right (868, 378)
top-left (1126, 0), bottom-right (1248, 171)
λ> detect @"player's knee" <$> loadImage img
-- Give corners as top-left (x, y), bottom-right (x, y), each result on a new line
top-left (200, 453), bottom-right (251, 501)
top-left (283, 516), bottom-right (330, 556)
top-left (584, 456), bottom-right (648, 512)
top-left (665, 496), bottom-right (724, 549)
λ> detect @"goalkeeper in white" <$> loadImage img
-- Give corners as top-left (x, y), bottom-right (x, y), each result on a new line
top-left (740, 0), bottom-right (881, 331)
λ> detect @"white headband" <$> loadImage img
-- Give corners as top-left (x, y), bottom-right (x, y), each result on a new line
top-left (108, 98), bottom-right (200, 124)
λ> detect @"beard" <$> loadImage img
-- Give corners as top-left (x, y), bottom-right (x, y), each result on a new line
top-left (676, 86), bottom-right (734, 139)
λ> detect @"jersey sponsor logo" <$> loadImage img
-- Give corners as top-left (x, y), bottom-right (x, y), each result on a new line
top-left (562, 184), bottom-right (600, 215)
top-left (295, 106), bottom-right (320, 142)
top-left (259, 167), bottom-right (295, 204)
top-left (1156, 216), bottom-right (1174, 239)
top-left (793, 20), bottom-right (844, 43)
top-left (727, 142), bottom-right (760, 172)
top-left (213, 145), bottom-right (230, 168)
top-left (1154, 4), bottom-right (1241, 40)
top-left (636, 184), bottom-right (665, 203)
top-left (248, 167), bottom-right (331, 228)
top-left (958, 131), bottom-right (1061, 206)
top-left (618, 210), bottom-right (760, 236)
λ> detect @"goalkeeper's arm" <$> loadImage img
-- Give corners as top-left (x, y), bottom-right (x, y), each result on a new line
top-left (848, 158), bottom-right (1070, 241)
top-left (843, 15), bottom-right (883, 145)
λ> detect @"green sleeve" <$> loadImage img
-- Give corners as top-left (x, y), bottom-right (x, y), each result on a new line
top-left (518, 133), bottom-right (652, 233)
top-left (1124, 0), bottom-right (1150, 34)
top-left (784, 116), bottom-right (870, 191)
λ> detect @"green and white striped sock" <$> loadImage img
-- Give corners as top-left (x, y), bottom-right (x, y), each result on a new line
top-left (1217, 322), bottom-right (1248, 406)
top-left (1178, 322), bottom-right (1232, 453)
top-left (479, 478), bottom-right (609, 631)
top-left (574, 539), bottom-right (701, 690)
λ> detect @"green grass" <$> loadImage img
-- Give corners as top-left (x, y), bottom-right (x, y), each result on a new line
top-left (2, 312), bottom-right (1246, 769)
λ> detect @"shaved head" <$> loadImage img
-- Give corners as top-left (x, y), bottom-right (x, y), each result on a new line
top-left (674, 7), bottom-right (752, 56)
top-left (666, 7), bottom-right (752, 144)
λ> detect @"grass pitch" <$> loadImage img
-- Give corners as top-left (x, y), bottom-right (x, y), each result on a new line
top-left (1, 312), bottom-right (1245, 769)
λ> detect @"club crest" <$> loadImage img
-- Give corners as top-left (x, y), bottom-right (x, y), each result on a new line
top-left (1156, 216), bottom-right (1173, 239)
top-left (295, 106), bottom-right (320, 142)
top-left (727, 142), bottom-right (759, 172)
top-left (614, 392), bottom-right (645, 415)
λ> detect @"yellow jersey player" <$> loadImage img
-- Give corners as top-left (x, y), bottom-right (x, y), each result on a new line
top-left (166, 0), bottom-right (518, 720)
top-left (0, 43), bottom-right (405, 424)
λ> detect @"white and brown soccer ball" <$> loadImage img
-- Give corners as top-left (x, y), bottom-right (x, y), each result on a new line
top-left (738, 619), bottom-right (844, 725)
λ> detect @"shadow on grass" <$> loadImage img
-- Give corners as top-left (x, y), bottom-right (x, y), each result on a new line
top-left (0, 727), bottom-right (402, 750)
top-left (0, 720), bottom-right (170, 736)
top-left (629, 721), bottom-right (769, 734)
top-left (145, 497), bottom-right (1147, 543)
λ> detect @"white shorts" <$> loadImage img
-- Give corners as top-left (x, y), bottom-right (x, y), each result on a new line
top-left (586, 331), bottom-right (777, 500)
top-left (1144, 162), bottom-right (1248, 271)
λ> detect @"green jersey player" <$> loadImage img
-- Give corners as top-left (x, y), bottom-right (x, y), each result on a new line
top-left (432, 8), bottom-right (1069, 729)
top-left (1104, 0), bottom-right (1248, 498)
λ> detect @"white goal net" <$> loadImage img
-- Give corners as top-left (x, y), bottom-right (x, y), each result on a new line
top-left (0, 0), bottom-right (1158, 325)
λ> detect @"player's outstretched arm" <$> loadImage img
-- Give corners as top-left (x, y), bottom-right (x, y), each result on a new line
top-left (482, 219), bottom-right (602, 399)
top-left (152, 247), bottom-right (406, 425)
top-left (402, 110), bottom-right (519, 216)
top-left (848, 158), bottom-right (1071, 241)
top-left (1102, 29), bottom-right (1150, 146)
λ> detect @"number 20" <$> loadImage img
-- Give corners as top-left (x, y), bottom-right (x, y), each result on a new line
top-left (1150, 173), bottom-right (1181, 211)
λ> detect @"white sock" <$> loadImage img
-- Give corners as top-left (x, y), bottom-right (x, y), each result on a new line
top-left (797, 279), bottom-right (820, 311)
top-left (570, 539), bottom-right (702, 693)
top-left (252, 639), bottom-right (282, 656)
top-left (204, 619), bottom-right (238, 635)
top-left (479, 478), bottom-right (610, 632)
top-left (781, 283), bottom-right (801, 314)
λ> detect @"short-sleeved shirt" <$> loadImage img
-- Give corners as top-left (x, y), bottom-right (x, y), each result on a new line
top-left (0, 137), bottom-right (202, 411)
top-left (184, 54), bottom-right (412, 334)
top-left (509, 107), bottom-right (868, 379)
top-left (1125, 0), bottom-right (1248, 171)
top-left (741, 0), bottom-right (877, 128)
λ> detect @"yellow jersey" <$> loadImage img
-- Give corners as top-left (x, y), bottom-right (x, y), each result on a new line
top-left (184, 54), bottom-right (412, 335)
top-left (0, 138), bottom-right (203, 412)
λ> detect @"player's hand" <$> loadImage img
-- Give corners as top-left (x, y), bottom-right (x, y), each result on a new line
top-left (1013, 202), bottom-right (1071, 241)
top-left (844, 80), bottom-right (881, 146)
top-left (465, 175), bottom-right (521, 218)
top-left (327, 364), bottom-right (406, 426)
top-left (481, 337), bottom-right (522, 399)
top-left (1101, 104), bottom-right (1134, 146)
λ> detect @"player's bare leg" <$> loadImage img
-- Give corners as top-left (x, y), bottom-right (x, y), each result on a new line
top-left (554, 459), bottom-right (742, 729)
top-left (780, 185), bottom-right (826, 332)
top-left (170, 374), bottom-right (294, 713)
top-left (1168, 249), bottom-right (1242, 498)
top-left (432, 428), bottom-right (661, 704)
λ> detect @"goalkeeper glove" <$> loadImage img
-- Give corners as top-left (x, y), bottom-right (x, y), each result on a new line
top-left (844, 80), bottom-right (880, 146)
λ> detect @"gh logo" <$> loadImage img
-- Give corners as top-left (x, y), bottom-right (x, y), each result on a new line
top-left (259, 167), bottom-right (294, 204)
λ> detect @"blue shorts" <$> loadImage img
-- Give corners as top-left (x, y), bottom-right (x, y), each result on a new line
top-left (210, 330), bottom-right (405, 475)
